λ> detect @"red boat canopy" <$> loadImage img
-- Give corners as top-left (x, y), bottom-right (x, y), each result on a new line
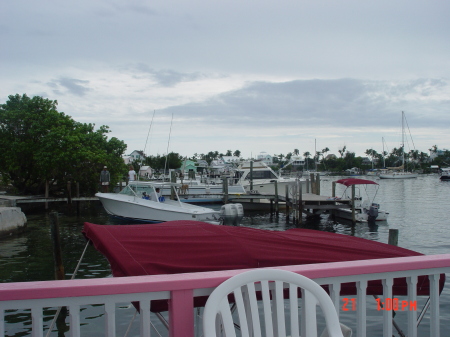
top-left (83, 221), bottom-right (443, 311)
top-left (335, 178), bottom-right (379, 186)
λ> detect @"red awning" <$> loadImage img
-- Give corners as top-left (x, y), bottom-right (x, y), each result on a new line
top-left (335, 178), bottom-right (379, 186)
top-left (83, 221), bottom-right (444, 312)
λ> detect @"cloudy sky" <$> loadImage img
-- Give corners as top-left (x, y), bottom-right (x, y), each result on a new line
top-left (2, 0), bottom-right (449, 159)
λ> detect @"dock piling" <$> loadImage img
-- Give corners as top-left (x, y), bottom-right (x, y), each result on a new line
top-left (388, 229), bottom-right (399, 246)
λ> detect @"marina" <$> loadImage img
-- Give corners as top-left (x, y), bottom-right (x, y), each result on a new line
top-left (0, 174), bottom-right (449, 336)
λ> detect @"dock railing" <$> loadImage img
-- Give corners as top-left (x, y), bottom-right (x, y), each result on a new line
top-left (1, 254), bottom-right (449, 337)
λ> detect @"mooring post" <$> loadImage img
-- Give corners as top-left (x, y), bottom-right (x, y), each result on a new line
top-left (76, 182), bottom-right (80, 215)
top-left (274, 180), bottom-right (279, 216)
top-left (306, 178), bottom-right (310, 193)
top-left (332, 181), bottom-right (336, 198)
top-left (170, 171), bottom-right (177, 200)
top-left (298, 181), bottom-right (303, 224)
top-left (285, 185), bottom-right (290, 215)
top-left (49, 211), bottom-right (68, 321)
top-left (250, 161), bottom-right (254, 191)
top-left (310, 173), bottom-right (315, 194)
top-left (49, 211), bottom-right (65, 281)
top-left (351, 184), bottom-right (356, 225)
top-left (45, 180), bottom-right (49, 210)
top-left (388, 229), bottom-right (399, 246)
top-left (67, 181), bottom-right (72, 204)
top-left (222, 178), bottom-right (229, 204)
top-left (316, 173), bottom-right (320, 195)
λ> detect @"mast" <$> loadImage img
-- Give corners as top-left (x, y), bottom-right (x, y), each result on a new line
top-left (401, 111), bottom-right (405, 172)
top-left (382, 137), bottom-right (386, 167)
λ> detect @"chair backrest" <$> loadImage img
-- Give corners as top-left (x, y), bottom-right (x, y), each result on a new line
top-left (203, 269), bottom-right (345, 337)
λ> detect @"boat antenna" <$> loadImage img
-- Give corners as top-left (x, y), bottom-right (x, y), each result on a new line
top-left (138, 110), bottom-right (156, 181)
top-left (164, 113), bottom-right (174, 178)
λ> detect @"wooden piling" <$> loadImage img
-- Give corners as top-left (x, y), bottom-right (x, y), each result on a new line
top-left (388, 229), bottom-right (399, 246)
top-left (306, 178), bottom-right (310, 193)
top-left (76, 182), bottom-right (80, 215)
top-left (310, 173), bottom-right (315, 194)
top-left (222, 178), bottom-right (229, 204)
top-left (316, 173), bottom-right (320, 195)
top-left (67, 181), bottom-right (72, 204)
top-left (285, 185), bottom-right (290, 215)
top-left (45, 180), bottom-right (49, 210)
top-left (351, 184), bottom-right (356, 225)
top-left (332, 181), bottom-right (336, 198)
top-left (298, 180), bottom-right (303, 224)
top-left (49, 211), bottom-right (65, 281)
top-left (274, 181), bottom-right (279, 215)
top-left (170, 171), bottom-right (177, 200)
top-left (250, 161), bottom-right (254, 191)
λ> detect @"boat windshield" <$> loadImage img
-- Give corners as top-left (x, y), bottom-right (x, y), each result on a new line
top-left (242, 170), bottom-right (278, 180)
top-left (119, 184), bottom-right (154, 197)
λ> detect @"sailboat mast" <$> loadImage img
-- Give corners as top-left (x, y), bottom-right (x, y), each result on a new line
top-left (402, 111), bottom-right (405, 172)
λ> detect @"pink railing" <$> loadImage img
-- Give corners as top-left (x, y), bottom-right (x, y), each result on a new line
top-left (1, 254), bottom-right (450, 337)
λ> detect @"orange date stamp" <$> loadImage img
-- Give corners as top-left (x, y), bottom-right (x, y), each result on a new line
top-left (342, 298), bottom-right (417, 311)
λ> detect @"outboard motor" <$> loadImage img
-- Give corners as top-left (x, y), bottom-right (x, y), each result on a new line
top-left (219, 203), bottom-right (244, 226)
top-left (368, 203), bottom-right (379, 222)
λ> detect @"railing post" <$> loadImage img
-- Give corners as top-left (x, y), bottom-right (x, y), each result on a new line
top-left (429, 274), bottom-right (440, 337)
top-left (406, 276), bottom-right (418, 337)
top-left (169, 289), bottom-right (194, 337)
top-left (356, 280), bottom-right (367, 337)
top-left (382, 278), bottom-right (394, 337)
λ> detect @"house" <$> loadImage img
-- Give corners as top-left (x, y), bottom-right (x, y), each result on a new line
top-left (289, 155), bottom-right (305, 167)
top-left (179, 160), bottom-right (197, 175)
top-left (257, 152), bottom-right (273, 165)
top-left (128, 150), bottom-right (145, 161)
top-left (122, 156), bottom-right (133, 165)
top-left (139, 166), bottom-right (152, 178)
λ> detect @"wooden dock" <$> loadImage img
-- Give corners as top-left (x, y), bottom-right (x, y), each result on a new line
top-left (0, 195), bottom-right (98, 207)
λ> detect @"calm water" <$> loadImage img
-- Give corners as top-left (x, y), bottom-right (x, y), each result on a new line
top-left (1, 174), bottom-right (449, 336)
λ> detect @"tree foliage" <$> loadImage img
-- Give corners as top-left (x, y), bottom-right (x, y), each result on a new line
top-left (0, 94), bottom-right (128, 195)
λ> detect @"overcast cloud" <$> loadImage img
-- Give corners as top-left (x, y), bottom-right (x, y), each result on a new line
top-left (1, 0), bottom-right (449, 158)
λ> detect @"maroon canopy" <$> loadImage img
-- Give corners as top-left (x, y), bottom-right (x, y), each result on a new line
top-left (83, 221), bottom-right (444, 312)
top-left (335, 178), bottom-right (379, 186)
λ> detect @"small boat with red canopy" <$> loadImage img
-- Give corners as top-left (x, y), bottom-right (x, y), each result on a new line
top-left (333, 178), bottom-right (389, 222)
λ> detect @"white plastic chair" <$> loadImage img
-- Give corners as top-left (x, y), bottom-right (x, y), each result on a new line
top-left (203, 269), bottom-right (347, 337)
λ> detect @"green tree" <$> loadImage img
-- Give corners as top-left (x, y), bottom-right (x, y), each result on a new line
top-left (0, 94), bottom-right (127, 195)
top-left (233, 150), bottom-right (241, 157)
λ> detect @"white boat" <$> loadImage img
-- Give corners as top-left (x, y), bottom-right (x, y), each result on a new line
top-left (96, 181), bottom-right (222, 223)
top-left (233, 161), bottom-right (303, 195)
top-left (332, 178), bottom-right (389, 222)
top-left (379, 112), bottom-right (418, 179)
top-left (440, 168), bottom-right (450, 181)
top-left (167, 177), bottom-right (246, 203)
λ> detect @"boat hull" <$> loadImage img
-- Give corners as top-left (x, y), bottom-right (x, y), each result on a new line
top-left (379, 172), bottom-right (418, 179)
top-left (96, 193), bottom-right (219, 223)
top-left (333, 208), bottom-right (388, 222)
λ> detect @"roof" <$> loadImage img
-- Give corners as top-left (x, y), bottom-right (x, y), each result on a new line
top-left (335, 178), bottom-right (378, 186)
top-left (83, 221), bottom-right (443, 311)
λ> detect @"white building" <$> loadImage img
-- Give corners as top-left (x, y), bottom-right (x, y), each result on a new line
top-left (139, 166), bottom-right (153, 178)
top-left (257, 152), bottom-right (273, 165)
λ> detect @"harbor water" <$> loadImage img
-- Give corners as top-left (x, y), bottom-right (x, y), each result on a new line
top-left (0, 174), bottom-right (449, 336)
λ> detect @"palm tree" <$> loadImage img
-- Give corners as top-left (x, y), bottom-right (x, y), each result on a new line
top-left (293, 149), bottom-right (299, 156)
top-left (338, 146), bottom-right (347, 158)
top-left (303, 151), bottom-right (311, 171)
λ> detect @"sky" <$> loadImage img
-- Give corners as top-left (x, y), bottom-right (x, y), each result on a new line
top-left (1, 0), bottom-right (449, 160)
